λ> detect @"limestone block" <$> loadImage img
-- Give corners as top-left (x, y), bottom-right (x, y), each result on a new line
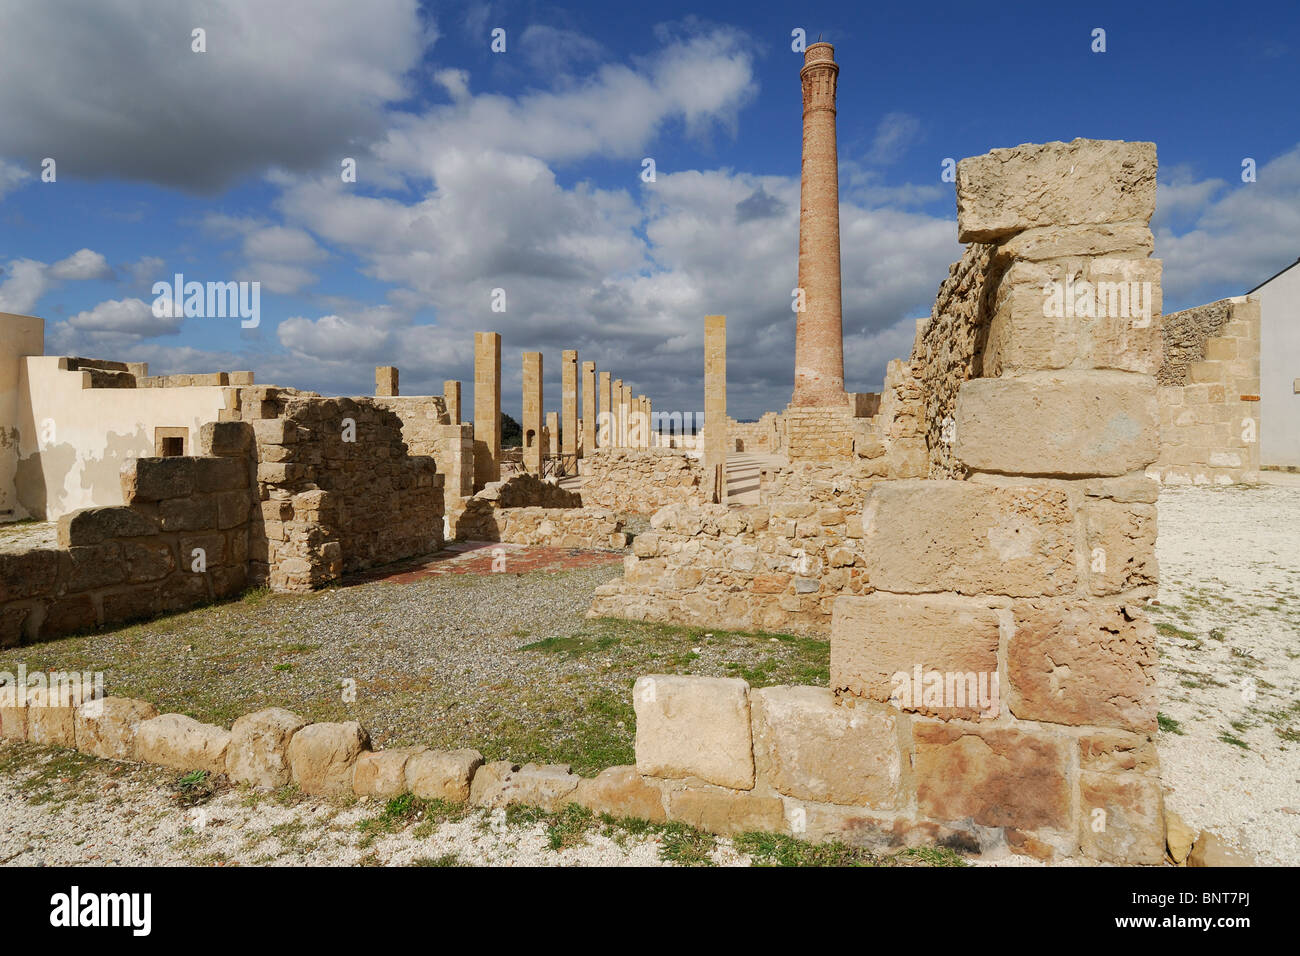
top-left (200, 420), bottom-right (252, 456)
top-left (193, 456), bottom-right (248, 493)
top-left (226, 707), bottom-right (308, 788)
top-left (121, 457), bottom-right (195, 503)
top-left (1078, 730), bottom-right (1159, 774)
top-left (571, 765), bottom-right (667, 822)
top-left (1187, 829), bottom-right (1253, 867)
top-left (406, 748), bottom-right (484, 803)
top-left (287, 721), bottom-right (369, 796)
top-left (751, 686), bottom-right (903, 807)
top-left (58, 507), bottom-right (157, 547)
top-left (666, 788), bottom-right (785, 835)
top-left (1078, 771), bottom-right (1165, 865)
top-left (985, 258), bottom-right (1163, 375)
top-left (995, 223), bottom-right (1154, 262)
top-left (633, 675), bottom-right (754, 789)
top-left (26, 682), bottom-right (92, 748)
top-left (0, 683), bottom-right (27, 740)
top-left (75, 697), bottom-right (158, 760)
top-left (469, 761), bottom-right (580, 811)
top-left (353, 748), bottom-right (422, 798)
top-left (956, 138), bottom-right (1157, 243)
top-left (913, 721), bottom-right (1072, 830)
top-left (136, 714), bottom-right (232, 774)
top-left (953, 372), bottom-right (1159, 477)
top-left (1007, 600), bottom-right (1157, 733)
top-left (1083, 501), bottom-right (1158, 596)
top-left (830, 594), bottom-right (1004, 720)
top-left (1164, 809), bottom-right (1197, 864)
top-left (861, 480), bottom-right (1076, 596)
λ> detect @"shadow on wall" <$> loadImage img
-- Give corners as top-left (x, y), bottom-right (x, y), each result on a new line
top-left (14, 426), bottom-right (152, 520)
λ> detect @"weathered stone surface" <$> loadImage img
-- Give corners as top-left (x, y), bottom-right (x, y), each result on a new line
top-left (633, 675), bottom-right (754, 789)
top-left (666, 788), bottom-right (785, 835)
top-left (831, 594), bottom-right (1004, 720)
top-left (1164, 809), bottom-right (1197, 864)
top-left (1083, 501), bottom-right (1158, 596)
top-left (913, 722), bottom-right (1072, 830)
top-left (1007, 601), bottom-right (1157, 733)
top-left (861, 480), bottom-right (1076, 596)
top-left (984, 258), bottom-right (1163, 376)
top-left (751, 686), bottom-right (903, 807)
top-left (953, 372), bottom-right (1159, 477)
top-left (286, 721), bottom-right (369, 796)
top-left (784, 801), bottom-right (982, 853)
top-left (571, 765), bottom-right (667, 822)
top-left (136, 714), bottom-right (231, 774)
top-left (58, 506), bottom-right (157, 547)
top-left (226, 707), bottom-right (308, 788)
top-left (353, 748), bottom-right (422, 798)
top-left (1078, 771), bottom-right (1165, 865)
top-left (995, 223), bottom-right (1154, 262)
top-left (469, 761), bottom-right (580, 810)
top-left (121, 457), bottom-right (195, 503)
top-left (0, 682), bottom-right (27, 740)
top-left (406, 748), bottom-right (484, 803)
top-left (1187, 829), bottom-right (1253, 867)
top-left (25, 682), bottom-right (93, 748)
top-left (956, 139), bottom-right (1157, 243)
top-left (75, 697), bottom-right (158, 760)
top-left (1078, 730), bottom-right (1159, 774)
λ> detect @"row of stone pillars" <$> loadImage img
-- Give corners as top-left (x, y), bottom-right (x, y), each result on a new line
top-left (471, 334), bottom-right (657, 485)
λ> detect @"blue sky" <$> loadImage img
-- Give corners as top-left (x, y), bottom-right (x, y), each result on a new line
top-left (1, 0), bottom-right (1297, 418)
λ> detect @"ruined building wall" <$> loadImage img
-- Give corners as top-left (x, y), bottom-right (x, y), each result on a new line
top-left (246, 395), bottom-right (443, 591)
top-left (1, 422), bottom-right (254, 646)
top-left (577, 449), bottom-right (704, 513)
top-left (1151, 297), bottom-right (1260, 484)
top-left (372, 395), bottom-right (474, 506)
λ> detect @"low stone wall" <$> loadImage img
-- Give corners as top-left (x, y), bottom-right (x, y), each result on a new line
top-left (589, 500), bottom-right (869, 635)
top-left (727, 413), bottom-right (783, 453)
top-left (458, 506), bottom-right (626, 549)
top-left (578, 449), bottom-right (704, 512)
top-left (0, 422), bottom-right (254, 646)
top-left (1151, 297), bottom-right (1260, 484)
top-left (247, 395), bottom-right (443, 591)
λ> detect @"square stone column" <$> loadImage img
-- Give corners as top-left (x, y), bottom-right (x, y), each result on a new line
top-left (581, 361), bottom-right (597, 457)
top-left (561, 350), bottom-right (578, 460)
top-left (621, 384), bottom-right (632, 448)
top-left (443, 380), bottom-right (461, 425)
top-left (522, 351), bottom-right (543, 473)
top-left (705, 315), bottom-right (727, 502)
top-left (599, 372), bottom-right (612, 448)
top-left (646, 397), bottom-right (654, 446)
top-left (546, 411), bottom-right (559, 458)
top-left (613, 378), bottom-right (624, 447)
top-left (473, 333), bottom-right (501, 487)
top-left (376, 366), bottom-right (398, 397)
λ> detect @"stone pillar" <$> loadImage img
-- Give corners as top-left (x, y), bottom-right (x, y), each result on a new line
top-left (522, 351), bottom-right (543, 473)
top-left (546, 411), bottom-right (559, 459)
top-left (562, 350), bottom-right (578, 463)
top-left (599, 372), bottom-right (613, 448)
top-left (473, 333), bottom-right (501, 487)
top-left (704, 315), bottom-right (727, 502)
top-left (376, 366), bottom-right (399, 397)
top-left (646, 397), bottom-right (654, 447)
top-left (443, 380), bottom-right (461, 425)
top-left (792, 42), bottom-right (847, 408)
top-left (582, 361), bottom-right (597, 457)
top-left (613, 378), bottom-right (624, 447)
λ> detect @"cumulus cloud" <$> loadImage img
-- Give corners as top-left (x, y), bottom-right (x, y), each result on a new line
top-left (0, 249), bottom-right (113, 313)
top-left (0, 158), bottom-right (31, 199)
top-left (0, 0), bottom-right (430, 191)
top-left (865, 112), bottom-right (923, 165)
top-left (1155, 143), bottom-right (1300, 306)
top-left (67, 296), bottom-right (181, 335)
top-left (48, 248), bottom-right (113, 281)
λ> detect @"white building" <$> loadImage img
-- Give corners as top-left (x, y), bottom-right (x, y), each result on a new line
top-left (1248, 258), bottom-right (1300, 468)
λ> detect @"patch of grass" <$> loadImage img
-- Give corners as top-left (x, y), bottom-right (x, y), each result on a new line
top-left (1218, 730), bottom-right (1250, 750)
top-left (412, 853), bottom-right (462, 866)
top-left (892, 845), bottom-right (970, 867)
top-left (1158, 712), bottom-right (1185, 735)
top-left (654, 821), bottom-right (718, 866)
top-left (1155, 621), bottom-right (1198, 641)
top-left (735, 831), bottom-right (880, 866)
top-left (172, 769), bottom-right (219, 807)
top-left (241, 586), bottom-right (273, 606)
top-left (1275, 726), bottom-right (1300, 743)
top-left (520, 634), bottom-right (619, 657)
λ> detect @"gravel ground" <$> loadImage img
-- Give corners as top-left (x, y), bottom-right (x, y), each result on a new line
top-left (1151, 476), bottom-right (1300, 867)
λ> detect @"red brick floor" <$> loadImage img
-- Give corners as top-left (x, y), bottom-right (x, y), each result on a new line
top-left (348, 540), bottom-right (625, 586)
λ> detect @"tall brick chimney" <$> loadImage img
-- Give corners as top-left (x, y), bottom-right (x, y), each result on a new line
top-left (792, 41), bottom-right (848, 407)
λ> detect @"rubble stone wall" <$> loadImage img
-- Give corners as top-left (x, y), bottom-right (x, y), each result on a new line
top-left (457, 506), bottom-right (626, 550)
top-left (0, 421), bottom-right (254, 646)
top-left (246, 395), bottom-right (443, 592)
top-left (578, 449), bottom-right (704, 513)
top-left (1151, 297), bottom-right (1261, 484)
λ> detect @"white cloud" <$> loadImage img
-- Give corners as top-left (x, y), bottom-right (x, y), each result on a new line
top-left (0, 0), bottom-right (430, 190)
top-left (865, 112), bottom-right (922, 165)
top-left (48, 248), bottom-right (112, 281)
top-left (0, 157), bottom-right (31, 199)
top-left (67, 296), bottom-right (181, 335)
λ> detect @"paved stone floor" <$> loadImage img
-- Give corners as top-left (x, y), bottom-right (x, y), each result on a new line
top-left (350, 540), bottom-right (624, 585)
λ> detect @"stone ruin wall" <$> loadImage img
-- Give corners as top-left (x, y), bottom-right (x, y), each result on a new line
top-left (577, 449), bottom-right (704, 513)
top-left (590, 138), bottom-right (1167, 863)
top-left (372, 395), bottom-right (475, 507)
top-left (245, 392), bottom-right (443, 592)
top-left (1150, 297), bottom-right (1261, 484)
top-left (1, 421), bottom-right (254, 646)
top-left (726, 413), bottom-right (784, 453)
